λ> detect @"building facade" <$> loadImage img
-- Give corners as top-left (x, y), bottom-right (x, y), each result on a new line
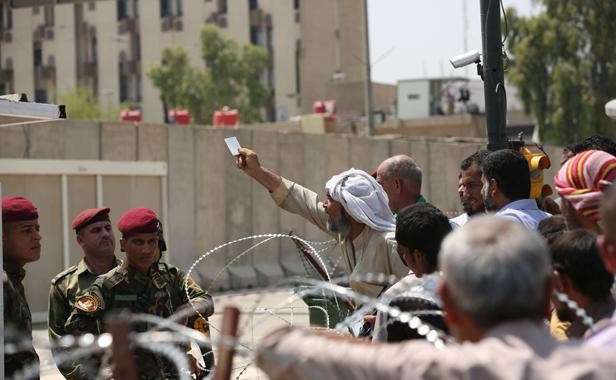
top-left (0, 0), bottom-right (368, 123)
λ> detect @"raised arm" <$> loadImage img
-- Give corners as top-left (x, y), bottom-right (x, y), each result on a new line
top-left (236, 147), bottom-right (282, 192)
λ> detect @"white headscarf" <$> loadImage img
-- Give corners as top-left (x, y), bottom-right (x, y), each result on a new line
top-left (325, 168), bottom-right (395, 232)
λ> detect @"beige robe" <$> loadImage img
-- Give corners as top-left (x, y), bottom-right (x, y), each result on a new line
top-left (271, 178), bottom-right (408, 297)
top-left (256, 320), bottom-right (616, 380)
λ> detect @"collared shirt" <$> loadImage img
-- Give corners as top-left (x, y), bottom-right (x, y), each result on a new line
top-left (4, 258), bottom-right (39, 378)
top-left (257, 320), bottom-right (616, 380)
top-left (585, 309), bottom-right (616, 349)
top-left (449, 213), bottom-right (469, 228)
top-left (496, 199), bottom-right (550, 230)
top-left (271, 178), bottom-right (408, 298)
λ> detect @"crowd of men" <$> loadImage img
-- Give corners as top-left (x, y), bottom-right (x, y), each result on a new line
top-left (4, 133), bottom-right (616, 379)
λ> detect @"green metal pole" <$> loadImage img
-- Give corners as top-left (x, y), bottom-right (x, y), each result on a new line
top-left (480, 0), bottom-right (508, 151)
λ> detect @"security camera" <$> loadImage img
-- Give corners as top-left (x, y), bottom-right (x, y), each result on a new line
top-left (606, 99), bottom-right (616, 120)
top-left (450, 50), bottom-right (481, 69)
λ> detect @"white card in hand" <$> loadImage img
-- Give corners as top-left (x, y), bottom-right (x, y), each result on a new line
top-left (224, 137), bottom-right (241, 156)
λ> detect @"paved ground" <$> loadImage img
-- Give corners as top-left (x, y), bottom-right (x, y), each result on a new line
top-left (36, 289), bottom-right (310, 379)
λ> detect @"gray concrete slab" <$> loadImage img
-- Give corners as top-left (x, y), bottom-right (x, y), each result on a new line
top-left (101, 122), bottom-right (137, 161)
top-left (63, 120), bottom-right (100, 160)
top-left (167, 125), bottom-right (197, 271)
top-left (194, 128), bottom-right (231, 291)
top-left (251, 130), bottom-right (284, 286)
top-left (223, 129), bottom-right (257, 289)
top-left (278, 132), bottom-right (308, 276)
top-left (137, 123), bottom-right (168, 161)
top-left (0, 125), bottom-right (28, 158)
top-left (28, 121), bottom-right (66, 159)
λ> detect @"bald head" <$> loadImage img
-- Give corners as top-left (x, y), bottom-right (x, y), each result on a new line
top-left (376, 155), bottom-right (422, 213)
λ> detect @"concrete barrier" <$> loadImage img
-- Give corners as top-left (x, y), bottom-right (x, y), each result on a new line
top-left (1, 119), bottom-right (571, 314)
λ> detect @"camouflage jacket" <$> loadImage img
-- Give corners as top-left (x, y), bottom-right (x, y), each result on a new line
top-left (48, 257), bottom-right (120, 379)
top-left (4, 259), bottom-right (39, 379)
top-left (65, 260), bottom-right (213, 379)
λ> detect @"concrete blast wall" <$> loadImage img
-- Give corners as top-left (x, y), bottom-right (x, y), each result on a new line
top-left (0, 120), bottom-right (563, 318)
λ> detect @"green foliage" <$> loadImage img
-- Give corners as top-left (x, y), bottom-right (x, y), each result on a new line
top-left (59, 86), bottom-right (101, 120)
top-left (59, 87), bottom-right (131, 121)
top-left (505, 1), bottom-right (616, 144)
top-left (147, 25), bottom-right (269, 125)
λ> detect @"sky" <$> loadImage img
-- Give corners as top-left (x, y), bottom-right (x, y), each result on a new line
top-left (368, 0), bottom-right (541, 84)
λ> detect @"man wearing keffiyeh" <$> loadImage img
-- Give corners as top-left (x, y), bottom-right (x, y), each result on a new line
top-left (555, 149), bottom-right (616, 232)
top-left (236, 147), bottom-right (408, 298)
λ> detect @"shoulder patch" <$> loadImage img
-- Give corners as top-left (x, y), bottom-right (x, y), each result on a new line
top-left (51, 265), bottom-right (79, 285)
top-left (102, 267), bottom-right (126, 289)
top-left (75, 293), bottom-right (102, 313)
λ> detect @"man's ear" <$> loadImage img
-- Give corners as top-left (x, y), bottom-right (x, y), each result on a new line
top-left (489, 178), bottom-right (499, 197)
top-left (393, 177), bottom-right (403, 193)
top-left (598, 234), bottom-right (616, 274)
top-left (438, 281), bottom-right (459, 328)
top-left (76, 234), bottom-right (84, 247)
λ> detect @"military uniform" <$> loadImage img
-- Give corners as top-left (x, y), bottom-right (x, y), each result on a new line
top-left (4, 258), bottom-right (40, 379)
top-left (48, 257), bottom-right (121, 378)
top-left (65, 260), bottom-right (213, 379)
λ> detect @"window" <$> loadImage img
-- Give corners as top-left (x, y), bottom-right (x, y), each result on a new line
top-left (119, 71), bottom-right (129, 102)
top-left (91, 36), bottom-right (98, 62)
top-left (249, 0), bottom-right (258, 11)
top-left (294, 0), bottom-right (299, 10)
top-left (295, 40), bottom-right (301, 94)
top-left (250, 26), bottom-right (263, 46)
top-left (35, 89), bottom-right (48, 103)
top-left (160, 0), bottom-right (172, 18)
top-left (176, 0), bottom-right (183, 17)
top-left (44, 6), bottom-right (54, 27)
top-left (0, 3), bottom-right (12, 30)
top-left (217, 0), bottom-right (227, 14)
top-left (33, 42), bottom-right (43, 67)
top-left (117, 0), bottom-right (129, 21)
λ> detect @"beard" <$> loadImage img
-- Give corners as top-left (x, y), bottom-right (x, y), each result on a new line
top-left (482, 186), bottom-right (498, 212)
top-left (326, 209), bottom-right (351, 237)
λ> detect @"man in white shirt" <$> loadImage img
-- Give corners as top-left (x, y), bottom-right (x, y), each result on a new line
top-left (481, 149), bottom-right (550, 229)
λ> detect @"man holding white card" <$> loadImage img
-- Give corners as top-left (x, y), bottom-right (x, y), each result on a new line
top-left (236, 146), bottom-right (408, 298)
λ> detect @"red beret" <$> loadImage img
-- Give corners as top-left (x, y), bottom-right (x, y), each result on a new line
top-left (2, 196), bottom-right (38, 223)
top-left (72, 207), bottom-right (111, 231)
top-left (118, 208), bottom-right (159, 236)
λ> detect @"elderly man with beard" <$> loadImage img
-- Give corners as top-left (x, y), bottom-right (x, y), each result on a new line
top-left (48, 207), bottom-right (121, 378)
top-left (237, 148), bottom-right (408, 298)
top-left (450, 150), bottom-right (489, 228)
top-left (481, 149), bottom-right (550, 230)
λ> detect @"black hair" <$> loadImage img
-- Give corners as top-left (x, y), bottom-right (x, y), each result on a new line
top-left (481, 149), bottom-right (530, 200)
top-left (550, 229), bottom-right (614, 300)
top-left (537, 215), bottom-right (568, 246)
top-left (571, 135), bottom-right (616, 157)
top-left (460, 150), bottom-right (491, 172)
top-left (395, 203), bottom-right (452, 273)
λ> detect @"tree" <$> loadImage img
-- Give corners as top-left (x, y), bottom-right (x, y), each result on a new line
top-left (59, 86), bottom-right (101, 120)
top-left (147, 25), bottom-right (269, 125)
top-left (505, 1), bottom-right (616, 145)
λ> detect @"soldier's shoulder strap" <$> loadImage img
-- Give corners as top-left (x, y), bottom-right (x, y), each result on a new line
top-left (51, 264), bottom-right (79, 285)
top-left (101, 266), bottom-right (126, 289)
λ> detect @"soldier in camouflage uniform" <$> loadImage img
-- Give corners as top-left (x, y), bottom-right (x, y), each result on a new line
top-left (65, 208), bottom-right (214, 379)
top-left (48, 207), bottom-right (121, 378)
top-left (2, 196), bottom-right (41, 379)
